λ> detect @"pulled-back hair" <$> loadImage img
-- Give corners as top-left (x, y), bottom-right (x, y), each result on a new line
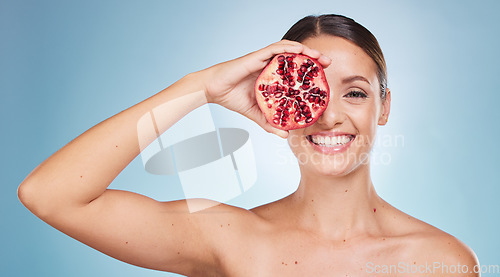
top-left (283, 14), bottom-right (388, 100)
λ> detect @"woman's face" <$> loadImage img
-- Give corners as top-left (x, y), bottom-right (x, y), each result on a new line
top-left (288, 35), bottom-right (390, 176)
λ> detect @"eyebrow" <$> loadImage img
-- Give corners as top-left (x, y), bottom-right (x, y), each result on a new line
top-left (341, 75), bottom-right (371, 85)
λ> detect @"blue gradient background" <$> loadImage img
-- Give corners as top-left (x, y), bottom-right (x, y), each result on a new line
top-left (2, 0), bottom-right (499, 276)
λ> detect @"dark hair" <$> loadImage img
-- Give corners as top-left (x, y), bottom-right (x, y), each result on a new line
top-left (283, 14), bottom-right (387, 100)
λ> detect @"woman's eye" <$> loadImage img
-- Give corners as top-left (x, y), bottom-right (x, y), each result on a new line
top-left (345, 90), bottom-right (368, 98)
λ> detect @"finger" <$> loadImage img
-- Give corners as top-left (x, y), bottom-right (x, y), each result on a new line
top-left (262, 40), bottom-right (332, 68)
top-left (243, 40), bottom-right (327, 75)
top-left (257, 41), bottom-right (305, 61)
top-left (247, 42), bottom-right (302, 69)
top-left (317, 55), bottom-right (332, 68)
top-left (262, 122), bottom-right (289, 139)
top-left (291, 41), bottom-right (332, 68)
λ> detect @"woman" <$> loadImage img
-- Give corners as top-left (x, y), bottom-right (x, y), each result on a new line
top-left (18, 14), bottom-right (479, 276)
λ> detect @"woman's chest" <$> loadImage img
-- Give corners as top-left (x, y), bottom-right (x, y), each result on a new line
top-left (217, 231), bottom-right (409, 277)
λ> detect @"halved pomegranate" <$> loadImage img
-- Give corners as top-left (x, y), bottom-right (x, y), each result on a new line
top-left (255, 53), bottom-right (330, 130)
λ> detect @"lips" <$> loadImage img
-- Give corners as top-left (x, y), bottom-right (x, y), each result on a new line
top-left (306, 133), bottom-right (356, 154)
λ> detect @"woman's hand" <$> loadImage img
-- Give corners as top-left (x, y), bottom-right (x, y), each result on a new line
top-left (201, 40), bottom-right (331, 138)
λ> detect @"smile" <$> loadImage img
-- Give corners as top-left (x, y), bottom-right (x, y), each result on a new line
top-left (306, 134), bottom-right (356, 154)
top-left (307, 134), bottom-right (355, 147)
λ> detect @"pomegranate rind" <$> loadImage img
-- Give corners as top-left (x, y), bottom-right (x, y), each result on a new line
top-left (255, 53), bottom-right (330, 130)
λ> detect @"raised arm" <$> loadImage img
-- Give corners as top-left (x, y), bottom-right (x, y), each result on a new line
top-left (17, 40), bottom-right (331, 275)
top-left (17, 73), bottom-right (214, 274)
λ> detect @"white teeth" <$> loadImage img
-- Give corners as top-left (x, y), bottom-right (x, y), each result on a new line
top-left (310, 135), bottom-right (353, 147)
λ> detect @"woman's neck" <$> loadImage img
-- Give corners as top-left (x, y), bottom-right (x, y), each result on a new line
top-left (285, 164), bottom-right (384, 240)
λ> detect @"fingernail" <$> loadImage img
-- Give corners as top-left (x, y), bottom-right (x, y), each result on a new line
top-left (277, 130), bottom-right (288, 139)
top-left (311, 49), bottom-right (320, 56)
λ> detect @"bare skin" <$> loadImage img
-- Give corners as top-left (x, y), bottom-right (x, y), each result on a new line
top-left (18, 37), bottom-right (479, 276)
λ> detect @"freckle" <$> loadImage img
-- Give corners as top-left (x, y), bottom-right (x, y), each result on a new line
top-left (80, 176), bottom-right (83, 178)
top-left (220, 225), bottom-right (223, 227)
top-left (414, 261), bottom-right (416, 264)
top-left (345, 189), bottom-right (348, 192)
top-left (227, 223), bottom-right (230, 226)
top-left (282, 262), bottom-right (285, 265)
top-left (373, 208), bottom-right (377, 212)
top-left (382, 238), bottom-right (386, 241)
top-left (125, 241), bottom-right (128, 244)
top-left (312, 213), bottom-right (315, 217)
top-left (115, 145), bottom-right (118, 148)
top-left (171, 223), bottom-right (174, 226)
top-left (295, 261), bottom-right (298, 264)
top-left (343, 239), bottom-right (346, 242)
top-left (311, 199), bottom-right (314, 202)
top-left (177, 252), bottom-right (180, 255)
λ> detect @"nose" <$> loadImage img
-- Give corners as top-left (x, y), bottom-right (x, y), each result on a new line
top-left (315, 97), bottom-right (347, 129)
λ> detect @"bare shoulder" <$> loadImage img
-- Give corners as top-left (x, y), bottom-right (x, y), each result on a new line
top-left (383, 204), bottom-right (479, 276)
top-left (189, 199), bottom-right (269, 234)
top-left (189, 199), bottom-right (271, 248)
top-left (413, 227), bottom-right (479, 274)
top-left (249, 196), bottom-right (292, 223)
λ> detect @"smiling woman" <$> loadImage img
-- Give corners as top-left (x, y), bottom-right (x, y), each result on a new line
top-left (17, 14), bottom-right (479, 276)
top-left (288, 34), bottom-right (388, 176)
